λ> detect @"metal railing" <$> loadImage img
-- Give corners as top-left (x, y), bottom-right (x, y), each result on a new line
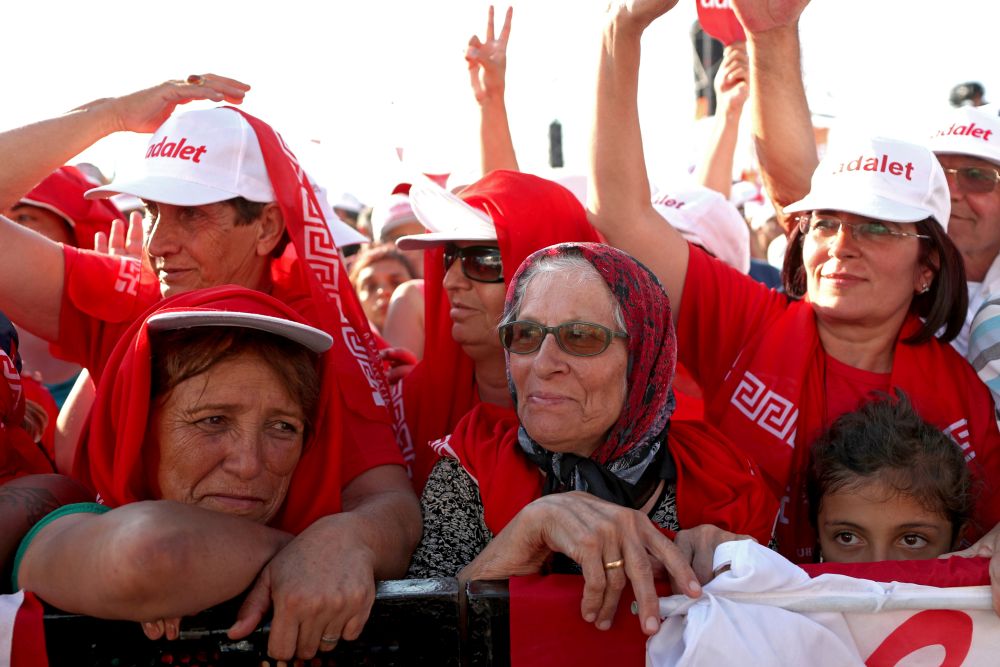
top-left (42, 579), bottom-right (510, 666)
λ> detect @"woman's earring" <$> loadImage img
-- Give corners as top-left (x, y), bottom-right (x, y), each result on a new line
top-left (919, 283), bottom-right (930, 294)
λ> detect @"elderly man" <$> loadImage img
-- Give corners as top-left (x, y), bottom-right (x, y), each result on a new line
top-left (0, 75), bottom-right (419, 662)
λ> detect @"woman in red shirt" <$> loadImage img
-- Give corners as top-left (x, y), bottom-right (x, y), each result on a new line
top-left (589, 0), bottom-right (999, 563)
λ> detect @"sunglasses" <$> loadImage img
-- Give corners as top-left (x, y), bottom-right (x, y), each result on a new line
top-left (942, 166), bottom-right (1000, 195)
top-left (797, 214), bottom-right (929, 245)
top-left (443, 244), bottom-right (504, 283)
top-left (499, 320), bottom-right (628, 357)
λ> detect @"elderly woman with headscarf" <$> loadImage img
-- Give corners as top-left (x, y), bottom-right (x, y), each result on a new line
top-left (10, 286), bottom-right (418, 663)
top-left (391, 171), bottom-right (600, 491)
top-left (408, 242), bottom-right (778, 636)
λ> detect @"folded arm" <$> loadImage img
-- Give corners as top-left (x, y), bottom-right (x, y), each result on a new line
top-left (16, 499), bottom-right (291, 620)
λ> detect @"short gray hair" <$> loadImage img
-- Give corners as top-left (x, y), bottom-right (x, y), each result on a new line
top-left (500, 252), bottom-right (627, 332)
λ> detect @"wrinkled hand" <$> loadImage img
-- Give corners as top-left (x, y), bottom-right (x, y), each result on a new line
top-left (941, 522), bottom-right (1000, 615)
top-left (379, 346), bottom-right (418, 384)
top-left (672, 525), bottom-right (753, 583)
top-left (729, 0), bottom-right (810, 34)
top-left (713, 42), bottom-right (749, 117)
top-left (75, 74), bottom-right (250, 135)
top-left (227, 515), bottom-right (377, 661)
top-left (140, 617), bottom-right (181, 641)
top-left (94, 210), bottom-right (144, 259)
top-left (466, 492), bottom-right (701, 636)
top-left (606, 0), bottom-right (680, 32)
top-left (467, 6), bottom-right (513, 104)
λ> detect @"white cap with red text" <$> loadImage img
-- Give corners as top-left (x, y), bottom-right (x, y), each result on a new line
top-left (783, 136), bottom-right (950, 230)
top-left (651, 185), bottom-right (750, 274)
top-left (927, 106), bottom-right (1000, 166)
top-left (85, 108), bottom-right (275, 206)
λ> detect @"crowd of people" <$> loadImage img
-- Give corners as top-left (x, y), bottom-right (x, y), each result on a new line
top-left (2, 0), bottom-right (1000, 662)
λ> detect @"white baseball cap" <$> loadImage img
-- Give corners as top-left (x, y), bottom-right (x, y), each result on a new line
top-left (927, 105), bottom-right (1000, 166)
top-left (311, 182), bottom-right (369, 247)
top-left (371, 193), bottom-right (422, 242)
top-left (395, 176), bottom-right (496, 250)
top-left (85, 108), bottom-right (275, 206)
top-left (651, 185), bottom-right (750, 274)
top-left (147, 310), bottom-right (332, 353)
top-left (784, 136), bottom-right (950, 230)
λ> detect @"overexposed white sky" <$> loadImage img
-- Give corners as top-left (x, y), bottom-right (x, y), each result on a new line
top-left (4, 1), bottom-right (997, 205)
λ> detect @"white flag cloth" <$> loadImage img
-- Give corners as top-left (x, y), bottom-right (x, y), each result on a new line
top-left (647, 540), bottom-right (1000, 666)
top-left (0, 591), bottom-right (24, 667)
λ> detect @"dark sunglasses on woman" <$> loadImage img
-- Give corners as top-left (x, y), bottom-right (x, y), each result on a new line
top-left (499, 320), bottom-right (628, 357)
top-left (443, 243), bottom-right (504, 283)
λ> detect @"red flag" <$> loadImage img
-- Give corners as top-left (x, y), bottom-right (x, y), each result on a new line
top-left (696, 0), bottom-right (746, 45)
top-left (1, 591), bottom-right (49, 667)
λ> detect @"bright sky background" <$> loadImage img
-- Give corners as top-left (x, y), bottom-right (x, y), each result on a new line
top-left (3, 1), bottom-right (997, 206)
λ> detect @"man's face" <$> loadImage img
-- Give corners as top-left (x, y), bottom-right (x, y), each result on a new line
top-left (143, 201), bottom-right (271, 297)
top-left (936, 153), bottom-right (1000, 282)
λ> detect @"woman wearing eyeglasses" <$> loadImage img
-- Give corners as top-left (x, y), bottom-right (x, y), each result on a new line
top-left (393, 170), bottom-right (599, 492)
top-left (590, 0), bottom-right (1000, 564)
top-left (407, 242), bottom-right (777, 636)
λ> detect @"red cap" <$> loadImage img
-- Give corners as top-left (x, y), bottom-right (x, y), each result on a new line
top-left (20, 166), bottom-right (124, 247)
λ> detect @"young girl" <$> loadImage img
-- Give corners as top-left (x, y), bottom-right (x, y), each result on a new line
top-left (808, 391), bottom-right (973, 563)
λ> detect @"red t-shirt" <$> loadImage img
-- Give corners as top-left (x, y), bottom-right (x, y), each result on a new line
top-left (53, 246), bottom-right (400, 485)
top-left (678, 245), bottom-right (1000, 557)
top-left (823, 354), bottom-right (891, 425)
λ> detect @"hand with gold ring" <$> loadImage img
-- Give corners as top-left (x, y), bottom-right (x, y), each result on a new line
top-left (83, 73), bottom-right (251, 136)
top-left (318, 633), bottom-right (339, 652)
top-left (457, 491), bottom-right (702, 637)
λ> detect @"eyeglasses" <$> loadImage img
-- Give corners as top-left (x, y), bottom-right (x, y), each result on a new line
top-left (941, 166), bottom-right (1000, 194)
top-left (797, 214), bottom-right (930, 245)
top-left (443, 244), bottom-right (503, 283)
top-left (498, 320), bottom-right (628, 357)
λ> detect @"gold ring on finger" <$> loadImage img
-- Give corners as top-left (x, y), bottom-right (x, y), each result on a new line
top-left (603, 559), bottom-right (624, 571)
top-left (186, 74), bottom-right (206, 86)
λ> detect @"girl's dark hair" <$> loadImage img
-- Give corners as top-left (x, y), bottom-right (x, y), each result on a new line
top-left (150, 327), bottom-right (322, 440)
top-left (807, 390), bottom-right (973, 543)
top-left (782, 216), bottom-right (967, 344)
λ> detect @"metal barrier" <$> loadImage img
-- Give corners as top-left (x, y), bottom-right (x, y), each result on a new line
top-left (42, 579), bottom-right (510, 666)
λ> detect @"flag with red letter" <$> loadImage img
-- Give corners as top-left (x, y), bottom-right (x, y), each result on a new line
top-left (695, 0), bottom-right (746, 45)
top-left (0, 591), bottom-right (48, 667)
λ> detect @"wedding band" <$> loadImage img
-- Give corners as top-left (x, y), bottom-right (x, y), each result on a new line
top-left (604, 559), bottom-right (624, 571)
top-left (320, 634), bottom-right (339, 643)
top-left (186, 74), bottom-right (206, 86)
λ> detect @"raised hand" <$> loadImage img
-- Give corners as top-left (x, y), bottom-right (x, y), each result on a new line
top-left (467, 6), bottom-right (513, 105)
top-left (606, 0), bottom-right (680, 32)
top-left (714, 42), bottom-right (749, 117)
top-left (78, 74), bottom-right (251, 135)
top-left (729, 0), bottom-right (811, 34)
top-left (94, 210), bottom-right (144, 259)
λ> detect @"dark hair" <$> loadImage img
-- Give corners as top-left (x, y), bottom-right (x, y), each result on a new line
top-left (150, 327), bottom-right (321, 439)
top-left (348, 246), bottom-right (417, 287)
top-left (782, 215), bottom-right (967, 343)
top-left (950, 82), bottom-right (986, 108)
top-left (225, 197), bottom-right (290, 259)
top-left (807, 390), bottom-right (973, 543)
